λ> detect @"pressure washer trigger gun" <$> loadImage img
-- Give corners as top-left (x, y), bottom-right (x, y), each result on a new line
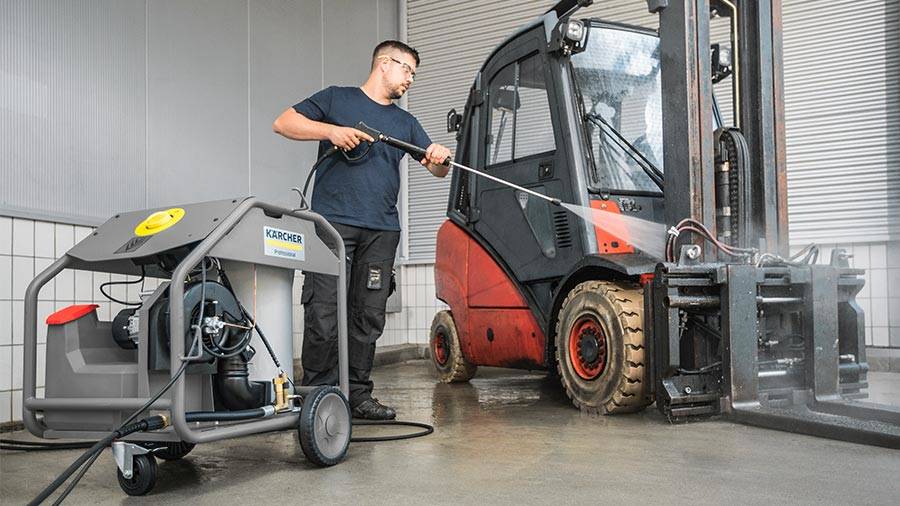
top-left (355, 121), bottom-right (384, 144)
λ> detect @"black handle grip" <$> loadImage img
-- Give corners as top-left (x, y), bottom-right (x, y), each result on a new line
top-left (355, 121), bottom-right (448, 165)
top-left (385, 136), bottom-right (428, 160)
top-left (355, 121), bottom-right (382, 141)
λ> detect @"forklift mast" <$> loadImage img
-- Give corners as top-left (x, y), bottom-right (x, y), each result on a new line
top-left (654, 0), bottom-right (788, 255)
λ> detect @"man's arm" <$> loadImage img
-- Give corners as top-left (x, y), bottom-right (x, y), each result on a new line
top-left (421, 143), bottom-right (451, 178)
top-left (272, 108), bottom-right (373, 150)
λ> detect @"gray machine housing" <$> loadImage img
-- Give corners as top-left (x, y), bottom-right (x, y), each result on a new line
top-left (23, 197), bottom-right (349, 444)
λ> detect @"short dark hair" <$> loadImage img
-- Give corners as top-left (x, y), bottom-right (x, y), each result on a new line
top-left (372, 40), bottom-right (420, 69)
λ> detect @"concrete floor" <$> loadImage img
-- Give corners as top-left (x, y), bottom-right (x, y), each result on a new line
top-left (2, 362), bottom-right (899, 505)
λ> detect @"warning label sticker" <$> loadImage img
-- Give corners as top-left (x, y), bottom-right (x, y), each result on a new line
top-left (263, 226), bottom-right (304, 261)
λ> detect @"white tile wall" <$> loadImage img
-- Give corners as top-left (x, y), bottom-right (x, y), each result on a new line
top-left (0, 216), bottom-right (118, 425)
top-left (2, 213), bottom-right (896, 426)
top-left (377, 263), bottom-right (447, 346)
top-left (12, 219), bottom-right (34, 256)
top-left (0, 300), bottom-right (11, 346)
top-left (830, 240), bottom-right (900, 349)
top-left (34, 221), bottom-right (55, 258)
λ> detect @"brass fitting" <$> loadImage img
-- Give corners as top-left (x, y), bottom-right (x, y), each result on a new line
top-left (274, 373), bottom-right (289, 411)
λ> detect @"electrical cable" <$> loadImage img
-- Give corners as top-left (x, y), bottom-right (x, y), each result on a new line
top-left (99, 265), bottom-right (146, 306)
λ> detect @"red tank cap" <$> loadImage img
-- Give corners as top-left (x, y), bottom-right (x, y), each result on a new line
top-left (46, 304), bottom-right (100, 325)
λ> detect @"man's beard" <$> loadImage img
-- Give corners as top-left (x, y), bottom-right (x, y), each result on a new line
top-left (389, 86), bottom-right (405, 100)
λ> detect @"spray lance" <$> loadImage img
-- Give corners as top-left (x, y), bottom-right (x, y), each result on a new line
top-left (355, 122), bottom-right (563, 207)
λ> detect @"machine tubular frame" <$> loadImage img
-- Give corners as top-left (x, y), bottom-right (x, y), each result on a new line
top-left (22, 198), bottom-right (348, 444)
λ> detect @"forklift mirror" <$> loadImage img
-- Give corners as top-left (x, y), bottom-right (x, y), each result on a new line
top-left (493, 88), bottom-right (520, 112)
top-left (447, 108), bottom-right (462, 133)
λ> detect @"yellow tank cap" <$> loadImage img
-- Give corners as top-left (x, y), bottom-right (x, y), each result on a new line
top-left (134, 208), bottom-right (186, 236)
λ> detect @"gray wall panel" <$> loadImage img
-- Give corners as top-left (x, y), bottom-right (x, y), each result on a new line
top-left (378, 0), bottom-right (399, 42)
top-left (1, 0), bottom-right (147, 224)
top-left (323, 0), bottom-right (381, 86)
top-left (147, 0), bottom-right (249, 207)
top-left (2, 0), bottom-right (393, 222)
top-left (249, 0), bottom-right (323, 207)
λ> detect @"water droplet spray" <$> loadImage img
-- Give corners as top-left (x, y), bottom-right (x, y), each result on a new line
top-left (560, 202), bottom-right (667, 259)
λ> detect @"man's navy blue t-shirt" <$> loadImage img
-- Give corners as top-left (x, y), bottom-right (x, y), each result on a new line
top-left (293, 86), bottom-right (432, 231)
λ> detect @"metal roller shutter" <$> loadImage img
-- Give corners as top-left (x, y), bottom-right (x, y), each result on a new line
top-left (782, 0), bottom-right (899, 244)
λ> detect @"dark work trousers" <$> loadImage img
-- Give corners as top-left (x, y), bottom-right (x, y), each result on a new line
top-left (300, 221), bottom-right (400, 407)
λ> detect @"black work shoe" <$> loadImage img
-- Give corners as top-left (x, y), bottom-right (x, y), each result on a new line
top-left (352, 398), bottom-right (397, 420)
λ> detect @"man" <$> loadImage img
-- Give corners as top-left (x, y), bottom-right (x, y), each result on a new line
top-left (273, 40), bottom-right (450, 420)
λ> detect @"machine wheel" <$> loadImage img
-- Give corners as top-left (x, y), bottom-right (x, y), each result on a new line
top-left (554, 280), bottom-right (650, 415)
top-left (429, 310), bottom-right (477, 383)
top-left (116, 453), bottom-right (157, 496)
top-left (154, 441), bottom-right (195, 461)
top-left (298, 386), bottom-right (351, 467)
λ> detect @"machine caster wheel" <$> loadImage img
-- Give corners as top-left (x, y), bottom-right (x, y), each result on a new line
top-left (116, 453), bottom-right (157, 496)
top-left (429, 310), bottom-right (477, 383)
top-left (154, 441), bottom-right (195, 460)
top-left (298, 386), bottom-right (351, 467)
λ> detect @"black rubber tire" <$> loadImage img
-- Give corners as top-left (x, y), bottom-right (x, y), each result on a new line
top-left (429, 310), bottom-right (477, 383)
top-left (298, 386), bottom-right (351, 467)
top-left (554, 280), bottom-right (651, 415)
top-left (154, 441), bottom-right (195, 461)
top-left (116, 453), bottom-right (157, 496)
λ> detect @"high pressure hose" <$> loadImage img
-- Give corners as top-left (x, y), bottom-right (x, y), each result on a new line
top-left (14, 127), bottom-right (452, 503)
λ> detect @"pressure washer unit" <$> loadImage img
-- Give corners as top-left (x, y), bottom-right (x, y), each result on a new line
top-left (21, 198), bottom-right (354, 496)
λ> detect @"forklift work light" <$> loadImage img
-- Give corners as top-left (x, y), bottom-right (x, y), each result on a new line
top-left (565, 19), bottom-right (585, 42)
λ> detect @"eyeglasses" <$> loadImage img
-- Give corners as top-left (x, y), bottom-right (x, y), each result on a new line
top-left (380, 55), bottom-right (416, 81)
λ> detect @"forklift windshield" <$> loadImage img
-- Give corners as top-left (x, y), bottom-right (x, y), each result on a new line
top-left (571, 25), bottom-right (663, 194)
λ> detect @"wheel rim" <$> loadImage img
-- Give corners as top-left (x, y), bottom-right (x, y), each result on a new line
top-left (568, 315), bottom-right (608, 380)
top-left (431, 327), bottom-right (450, 366)
top-left (314, 392), bottom-right (350, 458)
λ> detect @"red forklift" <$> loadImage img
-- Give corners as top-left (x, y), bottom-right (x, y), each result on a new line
top-left (429, 0), bottom-right (900, 448)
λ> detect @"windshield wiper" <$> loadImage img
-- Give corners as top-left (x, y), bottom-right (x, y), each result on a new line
top-left (584, 112), bottom-right (664, 190)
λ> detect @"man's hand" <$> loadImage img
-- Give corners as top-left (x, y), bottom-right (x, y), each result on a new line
top-left (328, 126), bottom-right (375, 151)
top-left (421, 143), bottom-right (451, 177)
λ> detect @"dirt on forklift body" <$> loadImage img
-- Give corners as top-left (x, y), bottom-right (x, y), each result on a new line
top-left (430, 0), bottom-right (900, 448)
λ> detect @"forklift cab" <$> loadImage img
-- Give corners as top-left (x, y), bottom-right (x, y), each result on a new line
top-left (446, 19), bottom-right (684, 314)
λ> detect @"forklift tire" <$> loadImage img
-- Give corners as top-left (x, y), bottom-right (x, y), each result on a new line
top-left (554, 280), bottom-right (650, 415)
top-left (429, 311), bottom-right (477, 383)
top-left (116, 453), bottom-right (157, 496)
top-left (298, 386), bottom-right (352, 467)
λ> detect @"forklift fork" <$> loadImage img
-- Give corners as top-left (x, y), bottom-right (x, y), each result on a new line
top-left (653, 251), bottom-right (900, 449)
